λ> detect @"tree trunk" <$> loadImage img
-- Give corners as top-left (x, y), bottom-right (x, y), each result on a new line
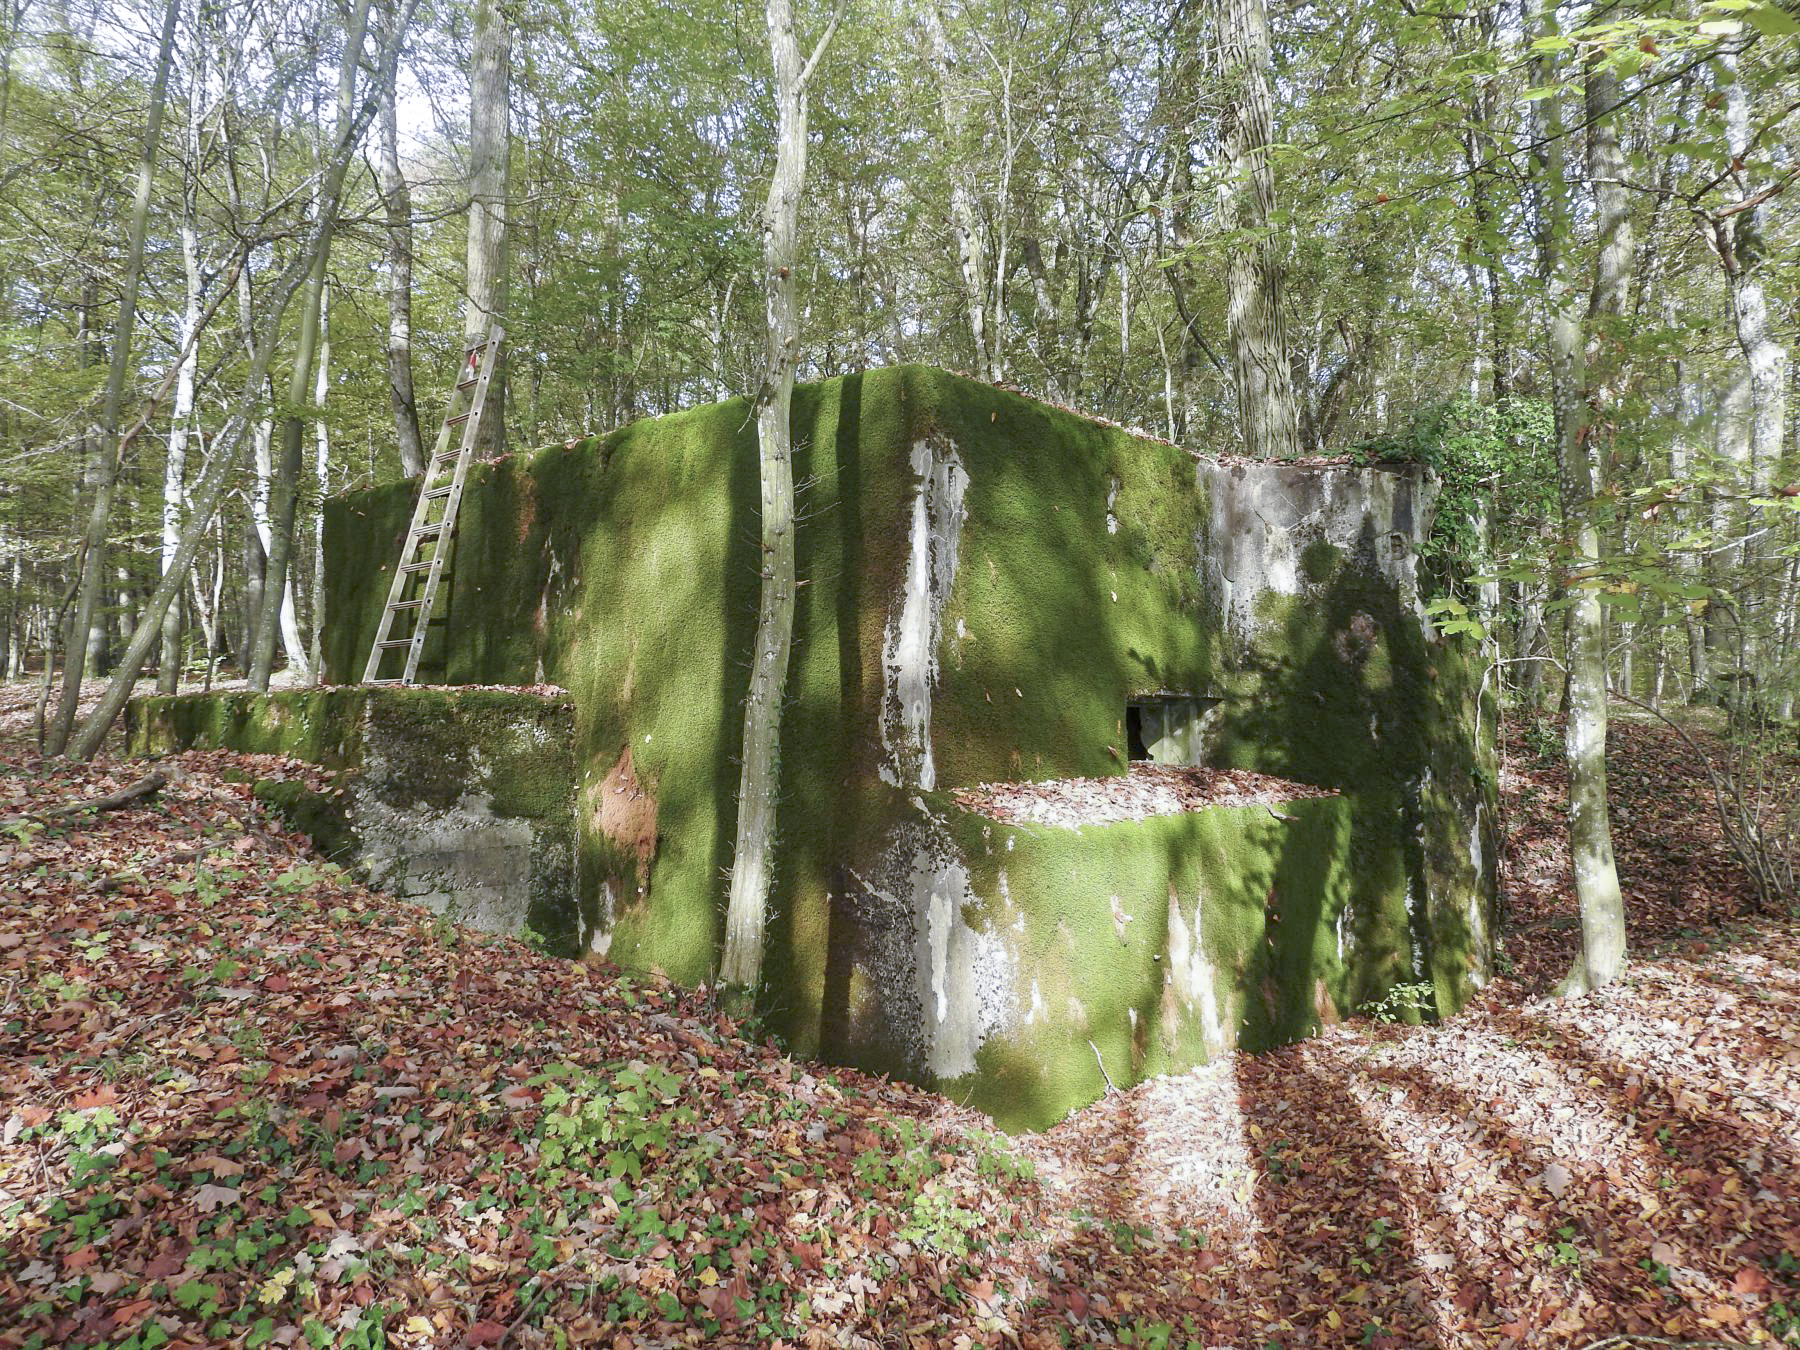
top-left (463, 0), bottom-right (510, 458)
top-left (919, 0), bottom-right (996, 382)
top-left (1716, 44), bottom-right (1789, 486)
top-left (251, 0), bottom-right (369, 689)
top-left (309, 276), bottom-right (332, 680)
top-left (66, 0), bottom-right (419, 759)
top-left (1705, 43), bottom-right (1789, 687)
top-left (1214, 0), bottom-right (1300, 460)
top-left (378, 0), bottom-right (423, 477)
top-left (721, 0), bottom-right (835, 998)
top-left (45, 0), bottom-right (181, 753)
top-left (159, 75), bottom-right (206, 695)
top-left (1539, 51), bottom-right (1628, 997)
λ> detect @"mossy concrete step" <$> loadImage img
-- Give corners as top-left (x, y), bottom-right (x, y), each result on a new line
top-left (126, 687), bottom-right (587, 954)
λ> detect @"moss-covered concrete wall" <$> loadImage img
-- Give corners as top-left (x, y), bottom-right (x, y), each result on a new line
top-left (127, 688), bottom-right (584, 953)
top-left (311, 365), bottom-right (1495, 1128)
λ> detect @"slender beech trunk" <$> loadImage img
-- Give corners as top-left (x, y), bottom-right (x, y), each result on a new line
top-left (309, 277), bottom-right (331, 679)
top-left (1716, 45), bottom-right (1789, 485)
top-left (919, 0), bottom-right (996, 383)
top-left (463, 0), bottom-right (510, 457)
top-left (1705, 43), bottom-right (1789, 683)
top-left (1668, 307), bottom-right (1710, 696)
top-left (1215, 0), bottom-right (1300, 459)
top-left (378, 1), bottom-right (423, 477)
top-left (720, 0), bottom-right (837, 997)
top-left (251, 0), bottom-right (369, 689)
top-left (46, 0), bottom-right (180, 754)
top-left (159, 61), bottom-right (207, 695)
top-left (1537, 51), bottom-right (1628, 997)
top-left (66, 0), bottom-right (418, 759)
top-left (1709, 371), bottom-right (1753, 671)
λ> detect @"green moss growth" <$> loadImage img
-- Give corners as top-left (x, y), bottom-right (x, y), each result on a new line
top-left (311, 365), bottom-right (1496, 1112)
top-left (930, 795), bottom-right (1395, 1131)
top-left (1301, 538), bottom-right (1343, 584)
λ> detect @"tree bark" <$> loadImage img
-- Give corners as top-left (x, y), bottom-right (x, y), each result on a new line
top-left (720, 0), bottom-right (836, 998)
top-left (463, 0), bottom-right (510, 458)
top-left (1536, 49), bottom-right (1627, 997)
top-left (378, 0), bottom-right (423, 477)
top-left (919, 0), bottom-right (997, 383)
top-left (1214, 0), bottom-right (1300, 460)
top-left (1715, 43), bottom-right (1789, 485)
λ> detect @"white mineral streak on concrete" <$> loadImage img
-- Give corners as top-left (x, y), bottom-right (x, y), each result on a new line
top-left (589, 881), bottom-right (616, 957)
top-left (878, 438), bottom-right (967, 790)
top-left (861, 806), bottom-right (1016, 1081)
top-left (914, 840), bottom-right (1013, 1079)
top-left (1166, 889), bottom-right (1226, 1056)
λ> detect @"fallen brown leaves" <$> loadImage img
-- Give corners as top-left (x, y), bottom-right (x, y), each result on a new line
top-left (953, 764), bottom-right (1336, 829)
top-left (3, 709), bottom-right (1797, 1349)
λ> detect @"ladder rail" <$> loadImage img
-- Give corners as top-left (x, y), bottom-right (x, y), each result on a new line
top-left (362, 325), bottom-right (504, 685)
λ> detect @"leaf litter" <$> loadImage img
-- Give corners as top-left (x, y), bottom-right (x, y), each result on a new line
top-left (2, 710), bottom-right (1797, 1348)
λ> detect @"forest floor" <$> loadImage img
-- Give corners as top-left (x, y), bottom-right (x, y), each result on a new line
top-left (2, 684), bottom-right (1797, 1349)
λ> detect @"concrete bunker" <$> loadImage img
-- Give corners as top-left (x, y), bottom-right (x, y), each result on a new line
top-left (131, 365), bottom-right (1497, 1130)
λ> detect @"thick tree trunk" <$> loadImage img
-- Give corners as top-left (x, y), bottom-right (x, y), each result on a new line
top-left (721, 0), bottom-right (835, 997)
top-left (45, 0), bottom-right (180, 753)
top-left (463, 0), bottom-right (510, 458)
top-left (1214, 0), bottom-right (1300, 460)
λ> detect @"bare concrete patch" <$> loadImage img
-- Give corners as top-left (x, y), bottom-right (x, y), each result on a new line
top-left (592, 745), bottom-right (658, 879)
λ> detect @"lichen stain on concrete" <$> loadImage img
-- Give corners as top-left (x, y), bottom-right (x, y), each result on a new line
top-left (878, 437), bottom-right (967, 791)
top-left (591, 745), bottom-right (658, 881)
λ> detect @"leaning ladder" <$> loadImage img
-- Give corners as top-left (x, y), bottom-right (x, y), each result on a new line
top-left (361, 324), bottom-right (504, 686)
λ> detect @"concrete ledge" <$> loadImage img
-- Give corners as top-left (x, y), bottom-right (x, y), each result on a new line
top-left (126, 687), bottom-right (588, 954)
